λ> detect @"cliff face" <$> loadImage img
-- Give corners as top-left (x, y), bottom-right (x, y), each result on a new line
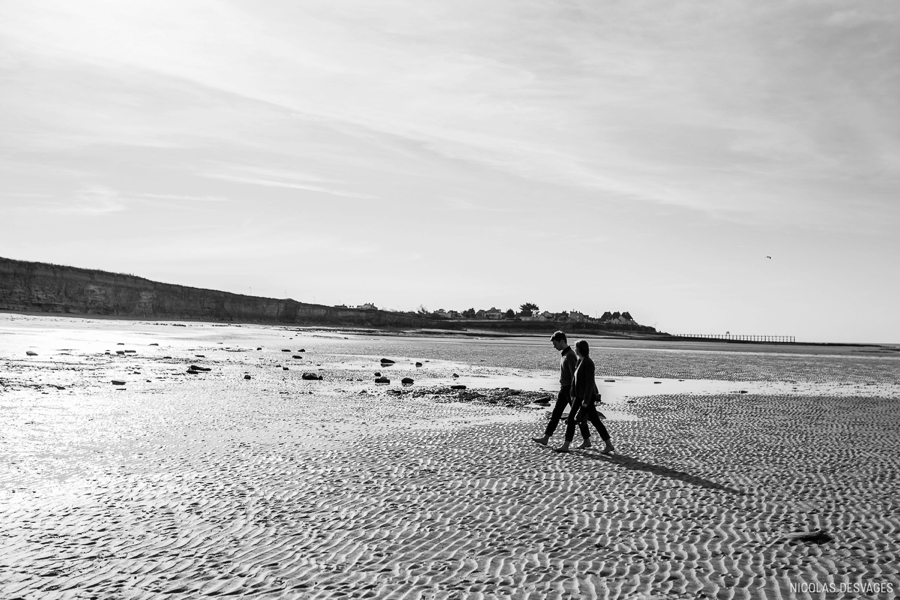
top-left (0, 257), bottom-right (430, 327)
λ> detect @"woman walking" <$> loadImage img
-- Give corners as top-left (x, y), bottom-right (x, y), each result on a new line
top-left (555, 339), bottom-right (615, 454)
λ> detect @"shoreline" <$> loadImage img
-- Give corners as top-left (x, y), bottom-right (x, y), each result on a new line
top-left (1, 308), bottom-right (893, 349)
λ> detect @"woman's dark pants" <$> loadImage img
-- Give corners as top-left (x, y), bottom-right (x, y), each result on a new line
top-left (564, 397), bottom-right (611, 443)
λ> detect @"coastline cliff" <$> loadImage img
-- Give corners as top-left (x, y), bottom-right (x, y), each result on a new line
top-left (0, 257), bottom-right (430, 327)
top-left (0, 257), bottom-right (661, 334)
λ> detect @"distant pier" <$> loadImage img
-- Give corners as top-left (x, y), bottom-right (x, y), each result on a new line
top-left (673, 334), bottom-right (796, 343)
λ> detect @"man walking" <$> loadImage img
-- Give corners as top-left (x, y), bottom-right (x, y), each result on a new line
top-left (532, 331), bottom-right (590, 447)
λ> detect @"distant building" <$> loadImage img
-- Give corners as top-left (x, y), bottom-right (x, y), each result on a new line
top-left (599, 310), bottom-right (639, 326)
top-left (356, 303), bottom-right (377, 310)
top-left (523, 311), bottom-right (548, 321)
top-left (569, 311), bottom-right (587, 322)
top-left (483, 308), bottom-right (504, 320)
top-left (608, 315), bottom-right (636, 325)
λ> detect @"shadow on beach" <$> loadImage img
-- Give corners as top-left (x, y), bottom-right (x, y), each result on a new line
top-left (576, 451), bottom-right (746, 495)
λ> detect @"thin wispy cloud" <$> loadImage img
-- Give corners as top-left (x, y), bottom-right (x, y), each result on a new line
top-left (138, 193), bottom-right (229, 203)
top-left (57, 187), bottom-right (127, 216)
top-left (199, 164), bottom-right (378, 199)
top-left (203, 173), bottom-right (377, 200)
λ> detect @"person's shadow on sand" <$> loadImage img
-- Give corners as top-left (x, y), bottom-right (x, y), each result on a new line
top-left (574, 451), bottom-right (746, 495)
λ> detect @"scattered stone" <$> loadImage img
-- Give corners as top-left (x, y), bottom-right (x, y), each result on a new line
top-left (533, 397), bottom-right (552, 405)
top-left (452, 373), bottom-right (459, 378)
top-left (298, 349), bottom-right (305, 352)
top-left (451, 384), bottom-right (467, 390)
top-left (415, 362), bottom-right (423, 367)
top-left (654, 381), bottom-right (662, 384)
top-left (375, 376), bottom-right (390, 384)
top-left (195, 354), bottom-right (205, 358)
top-left (783, 530), bottom-right (834, 545)
top-left (380, 358), bottom-right (395, 365)
top-left (189, 365), bottom-right (211, 372)
top-left (26, 351), bottom-right (38, 356)
top-left (257, 347), bottom-right (262, 351)
top-left (604, 379), bottom-right (615, 383)
top-left (302, 372), bottom-right (323, 381)
top-left (374, 371), bottom-right (382, 377)
top-left (283, 367), bottom-right (289, 371)
top-left (125, 350), bottom-right (136, 354)
top-left (149, 343), bottom-right (159, 346)
top-left (281, 349), bottom-right (291, 352)
top-left (401, 377), bottom-right (414, 386)
top-left (163, 356), bottom-right (172, 359)
top-left (111, 380), bottom-right (126, 386)
top-left (292, 355), bottom-right (303, 359)
top-left (117, 343), bottom-right (124, 346)
top-left (116, 351), bottom-right (126, 355)
top-left (738, 390), bottom-right (748, 394)
top-left (244, 375), bottom-right (252, 380)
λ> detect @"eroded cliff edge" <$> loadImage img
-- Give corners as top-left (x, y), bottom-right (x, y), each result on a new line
top-left (0, 257), bottom-right (429, 327)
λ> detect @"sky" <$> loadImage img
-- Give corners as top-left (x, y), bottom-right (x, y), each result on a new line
top-left (1, 1), bottom-right (898, 343)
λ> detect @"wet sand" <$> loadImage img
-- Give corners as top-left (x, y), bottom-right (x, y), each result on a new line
top-left (1, 314), bottom-right (898, 599)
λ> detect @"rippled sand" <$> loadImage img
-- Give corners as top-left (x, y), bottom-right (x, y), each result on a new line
top-left (1, 315), bottom-right (898, 599)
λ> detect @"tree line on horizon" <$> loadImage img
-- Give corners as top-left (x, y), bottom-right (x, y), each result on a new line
top-left (403, 303), bottom-right (636, 324)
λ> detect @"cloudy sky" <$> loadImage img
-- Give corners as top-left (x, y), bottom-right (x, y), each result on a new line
top-left (1, 1), bottom-right (898, 343)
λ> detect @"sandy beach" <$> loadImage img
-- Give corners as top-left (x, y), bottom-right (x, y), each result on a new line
top-left (1, 313), bottom-right (898, 599)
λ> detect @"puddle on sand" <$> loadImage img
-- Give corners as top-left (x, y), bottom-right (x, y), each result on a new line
top-left (594, 377), bottom-right (900, 401)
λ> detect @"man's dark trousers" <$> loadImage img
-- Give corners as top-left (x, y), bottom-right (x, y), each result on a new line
top-left (544, 385), bottom-right (589, 439)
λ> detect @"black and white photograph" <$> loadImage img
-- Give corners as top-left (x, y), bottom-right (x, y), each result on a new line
top-left (1, 1), bottom-right (898, 598)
